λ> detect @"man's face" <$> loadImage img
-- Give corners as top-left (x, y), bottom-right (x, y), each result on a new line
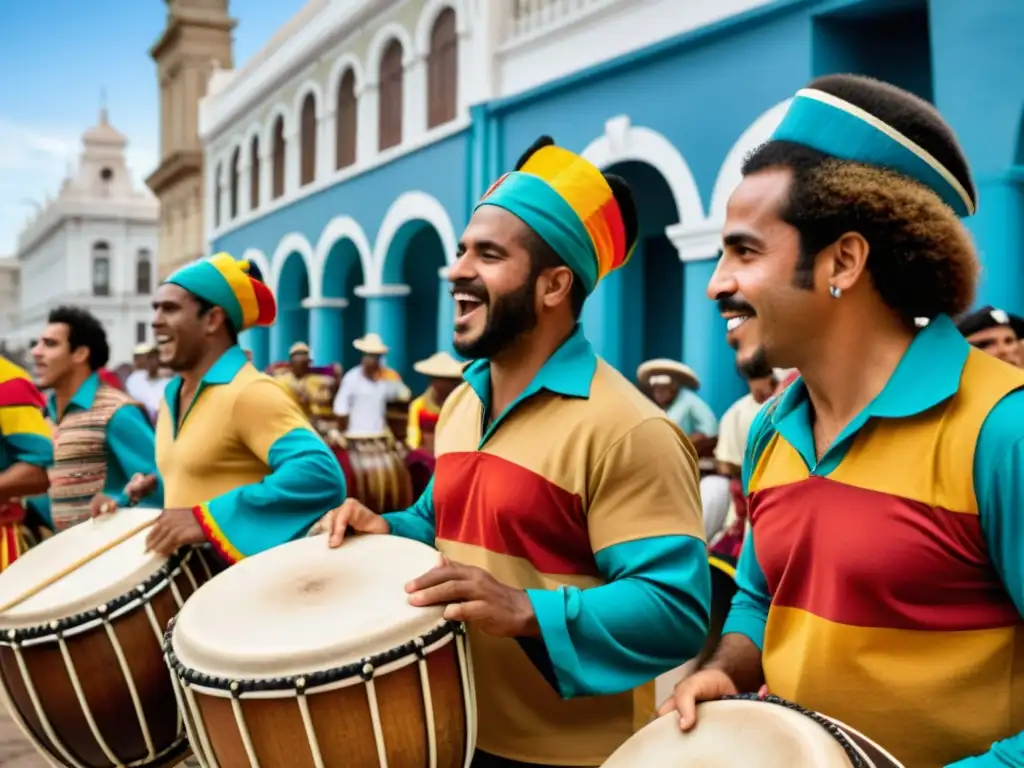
top-left (145, 350), bottom-right (161, 376)
top-left (32, 323), bottom-right (86, 389)
top-left (748, 376), bottom-right (776, 403)
top-left (133, 353), bottom-right (146, 370)
top-left (152, 284), bottom-right (214, 372)
top-left (967, 326), bottom-right (1021, 366)
top-left (708, 168), bottom-right (831, 372)
top-left (449, 206), bottom-right (541, 360)
top-left (651, 382), bottom-right (679, 409)
top-left (361, 354), bottom-right (381, 374)
top-left (290, 351), bottom-right (311, 374)
top-left (432, 377), bottom-right (458, 404)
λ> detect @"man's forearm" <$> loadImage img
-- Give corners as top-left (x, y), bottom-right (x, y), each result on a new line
top-left (703, 632), bottom-right (765, 693)
top-left (0, 463), bottom-right (49, 502)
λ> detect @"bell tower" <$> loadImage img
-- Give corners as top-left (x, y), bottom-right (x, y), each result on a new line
top-left (147, 0), bottom-right (235, 279)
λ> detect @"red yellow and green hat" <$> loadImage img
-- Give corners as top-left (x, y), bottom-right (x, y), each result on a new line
top-left (165, 253), bottom-right (276, 331)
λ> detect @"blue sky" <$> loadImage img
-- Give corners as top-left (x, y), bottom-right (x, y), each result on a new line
top-left (0, 0), bottom-right (307, 254)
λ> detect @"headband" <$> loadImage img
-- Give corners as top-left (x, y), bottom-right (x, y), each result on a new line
top-left (771, 88), bottom-right (975, 217)
top-left (476, 144), bottom-right (633, 294)
top-left (166, 253), bottom-right (277, 332)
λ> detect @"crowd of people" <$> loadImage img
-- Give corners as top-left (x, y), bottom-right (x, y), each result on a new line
top-left (0, 72), bottom-right (1020, 768)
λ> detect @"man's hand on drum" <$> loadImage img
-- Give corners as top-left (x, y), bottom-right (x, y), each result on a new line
top-left (89, 493), bottom-right (119, 518)
top-left (124, 473), bottom-right (159, 506)
top-left (145, 508), bottom-right (207, 555)
top-left (406, 556), bottom-right (540, 639)
top-left (657, 668), bottom-right (742, 730)
top-left (311, 498), bottom-right (389, 546)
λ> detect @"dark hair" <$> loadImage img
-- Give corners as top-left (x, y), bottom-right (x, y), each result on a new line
top-left (195, 296), bottom-right (239, 344)
top-left (741, 74), bottom-right (978, 322)
top-left (48, 306), bottom-right (110, 370)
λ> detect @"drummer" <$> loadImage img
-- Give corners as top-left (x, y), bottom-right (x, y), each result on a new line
top-left (0, 355), bottom-right (52, 569)
top-left (405, 350), bottom-right (463, 453)
top-left (316, 136), bottom-right (710, 767)
top-left (273, 341), bottom-right (336, 419)
top-left (661, 74), bottom-right (1024, 768)
top-left (332, 333), bottom-right (410, 434)
top-left (122, 254), bottom-right (345, 563)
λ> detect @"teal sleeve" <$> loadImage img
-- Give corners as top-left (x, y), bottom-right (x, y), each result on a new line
top-left (4, 433), bottom-right (53, 469)
top-left (105, 406), bottom-right (163, 508)
top-left (525, 534), bottom-right (710, 698)
top-left (957, 390), bottom-right (1024, 767)
top-left (381, 477), bottom-right (437, 546)
top-left (197, 428), bottom-right (346, 562)
top-left (691, 396), bottom-right (720, 437)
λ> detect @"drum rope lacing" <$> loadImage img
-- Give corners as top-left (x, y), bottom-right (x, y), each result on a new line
top-left (163, 616), bottom-right (465, 695)
top-left (718, 694), bottom-right (868, 767)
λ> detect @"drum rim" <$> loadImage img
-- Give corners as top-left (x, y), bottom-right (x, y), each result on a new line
top-left (0, 548), bottom-right (190, 643)
top-left (163, 615), bottom-right (464, 695)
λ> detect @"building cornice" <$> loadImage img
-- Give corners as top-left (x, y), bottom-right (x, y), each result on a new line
top-left (145, 150), bottom-right (204, 195)
top-left (17, 203), bottom-right (158, 258)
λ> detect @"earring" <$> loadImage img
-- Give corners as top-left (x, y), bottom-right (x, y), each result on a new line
top-left (829, 285), bottom-right (842, 299)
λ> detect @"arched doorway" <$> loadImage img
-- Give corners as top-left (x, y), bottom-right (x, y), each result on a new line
top-left (274, 252), bottom-right (311, 361)
top-left (585, 160), bottom-right (683, 378)
top-left (322, 239), bottom-right (366, 370)
top-left (380, 221), bottom-right (448, 389)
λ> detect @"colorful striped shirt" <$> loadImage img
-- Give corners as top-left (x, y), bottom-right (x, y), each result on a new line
top-left (723, 315), bottom-right (1024, 768)
top-left (157, 346), bottom-right (345, 564)
top-left (405, 391), bottom-right (441, 450)
top-left (383, 326), bottom-right (710, 765)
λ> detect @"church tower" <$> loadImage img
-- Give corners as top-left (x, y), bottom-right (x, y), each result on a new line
top-left (147, 0), bottom-right (235, 279)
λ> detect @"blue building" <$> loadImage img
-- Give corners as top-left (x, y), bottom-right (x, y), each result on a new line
top-left (201, 0), bottom-right (1024, 414)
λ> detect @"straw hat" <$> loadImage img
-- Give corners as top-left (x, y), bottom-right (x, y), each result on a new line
top-left (637, 358), bottom-right (700, 391)
top-left (413, 351), bottom-right (464, 380)
top-left (133, 343), bottom-right (154, 356)
top-left (289, 342), bottom-right (311, 356)
top-left (353, 333), bottom-right (389, 355)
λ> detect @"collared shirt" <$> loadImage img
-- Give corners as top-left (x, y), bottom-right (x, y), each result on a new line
top-left (381, 325), bottom-right (710, 764)
top-left (158, 346), bottom-right (344, 564)
top-left (126, 369), bottom-right (172, 423)
top-left (46, 372), bottom-right (163, 510)
top-left (724, 315), bottom-right (1024, 768)
top-left (666, 388), bottom-right (719, 437)
top-left (332, 366), bottom-right (410, 435)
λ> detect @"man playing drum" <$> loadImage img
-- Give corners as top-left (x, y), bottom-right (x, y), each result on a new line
top-left (123, 254), bottom-right (345, 562)
top-left (315, 136), bottom-right (710, 767)
top-left (661, 74), bottom-right (1024, 768)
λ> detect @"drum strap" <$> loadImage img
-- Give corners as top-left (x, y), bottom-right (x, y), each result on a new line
top-left (719, 694), bottom-right (867, 767)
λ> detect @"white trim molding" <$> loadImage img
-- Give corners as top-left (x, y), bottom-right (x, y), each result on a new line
top-left (414, 0), bottom-right (469, 57)
top-left (354, 283), bottom-right (412, 298)
top-left (262, 102), bottom-right (293, 148)
top-left (326, 53), bottom-right (366, 101)
top-left (269, 232), bottom-right (316, 299)
top-left (311, 215), bottom-right (374, 296)
top-left (292, 78), bottom-right (325, 120)
top-left (365, 22), bottom-right (417, 87)
top-left (372, 190), bottom-right (459, 288)
top-left (301, 296), bottom-right (349, 310)
top-left (666, 222), bottom-right (723, 263)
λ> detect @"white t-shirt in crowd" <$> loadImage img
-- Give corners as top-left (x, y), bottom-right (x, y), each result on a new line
top-left (714, 392), bottom-right (768, 469)
top-left (332, 366), bottom-right (411, 435)
top-left (125, 370), bottom-right (171, 423)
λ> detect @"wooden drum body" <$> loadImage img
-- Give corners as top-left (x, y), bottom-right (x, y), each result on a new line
top-left (0, 510), bottom-right (215, 767)
top-left (334, 434), bottom-right (414, 514)
top-left (165, 534), bottom-right (476, 768)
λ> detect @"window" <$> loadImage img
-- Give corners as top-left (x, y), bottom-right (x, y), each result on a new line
top-left (378, 39), bottom-right (404, 151)
top-left (336, 68), bottom-right (358, 170)
top-left (249, 136), bottom-right (260, 209)
top-left (136, 248), bottom-right (152, 295)
top-left (92, 242), bottom-right (111, 297)
top-left (272, 116), bottom-right (286, 199)
top-left (136, 322), bottom-right (147, 344)
top-left (300, 93), bottom-right (317, 186)
top-left (214, 162), bottom-right (222, 227)
top-left (427, 8), bottom-right (458, 128)
top-left (229, 146), bottom-right (240, 218)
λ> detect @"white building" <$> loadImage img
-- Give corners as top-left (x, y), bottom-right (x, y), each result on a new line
top-left (10, 109), bottom-right (159, 367)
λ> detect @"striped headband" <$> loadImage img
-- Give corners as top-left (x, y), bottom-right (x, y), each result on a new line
top-left (476, 143), bottom-right (635, 295)
top-left (771, 88), bottom-right (975, 217)
top-left (166, 253), bottom-right (277, 332)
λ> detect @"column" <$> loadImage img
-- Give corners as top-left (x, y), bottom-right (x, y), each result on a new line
top-left (356, 80), bottom-right (378, 163)
top-left (285, 123), bottom-right (301, 194)
top-left (404, 53), bottom-right (428, 138)
top-left (356, 284), bottom-right (410, 373)
top-left (929, 0), bottom-right (1024, 310)
top-left (270, 321), bottom-right (293, 364)
top-left (239, 327), bottom-right (271, 371)
top-left (304, 297), bottom-right (348, 364)
top-left (436, 266), bottom-right (455, 354)
top-left (239, 156), bottom-right (252, 217)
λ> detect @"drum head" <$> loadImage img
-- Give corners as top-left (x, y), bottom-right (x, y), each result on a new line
top-left (171, 534), bottom-right (448, 680)
top-left (0, 509), bottom-right (164, 629)
top-left (603, 701), bottom-right (864, 767)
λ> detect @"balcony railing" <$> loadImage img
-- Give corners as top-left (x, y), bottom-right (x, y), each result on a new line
top-left (503, 0), bottom-right (623, 47)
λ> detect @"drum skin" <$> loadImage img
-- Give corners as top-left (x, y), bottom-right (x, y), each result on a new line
top-left (0, 546), bottom-right (216, 768)
top-left (333, 435), bottom-right (414, 514)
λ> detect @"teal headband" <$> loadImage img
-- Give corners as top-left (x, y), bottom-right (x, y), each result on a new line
top-left (167, 260), bottom-right (246, 330)
top-left (475, 172), bottom-right (600, 294)
top-left (771, 89), bottom-right (975, 217)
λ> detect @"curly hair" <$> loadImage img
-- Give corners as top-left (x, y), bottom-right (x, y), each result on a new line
top-left (742, 74), bottom-right (979, 323)
top-left (48, 305), bottom-right (110, 370)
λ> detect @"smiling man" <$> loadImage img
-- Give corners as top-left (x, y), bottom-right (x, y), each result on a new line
top-left (314, 137), bottom-right (710, 767)
top-left (660, 74), bottom-right (1024, 768)
top-left (956, 305), bottom-right (1023, 367)
top-left (127, 254), bottom-right (344, 563)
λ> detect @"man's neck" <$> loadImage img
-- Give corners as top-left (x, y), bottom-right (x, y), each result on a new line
top-left (53, 368), bottom-right (92, 418)
top-left (488, 320), bottom-right (574, 418)
top-left (179, 343), bottom-right (232, 396)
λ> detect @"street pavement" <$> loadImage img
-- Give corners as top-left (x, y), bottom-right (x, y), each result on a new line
top-left (0, 707), bottom-right (49, 767)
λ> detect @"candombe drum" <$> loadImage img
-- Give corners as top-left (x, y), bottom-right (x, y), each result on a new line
top-left (0, 509), bottom-right (215, 767)
top-left (330, 432), bottom-right (414, 514)
top-left (602, 695), bottom-right (906, 767)
top-left (165, 534), bottom-right (476, 767)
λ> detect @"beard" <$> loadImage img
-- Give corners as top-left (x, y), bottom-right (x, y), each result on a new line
top-left (453, 276), bottom-right (539, 360)
top-left (738, 345), bottom-right (773, 380)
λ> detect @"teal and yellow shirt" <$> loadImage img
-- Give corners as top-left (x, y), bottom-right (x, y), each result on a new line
top-left (724, 315), bottom-right (1024, 768)
top-left (383, 326), bottom-right (710, 765)
top-left (157, 346), bottom-right (345, 564)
